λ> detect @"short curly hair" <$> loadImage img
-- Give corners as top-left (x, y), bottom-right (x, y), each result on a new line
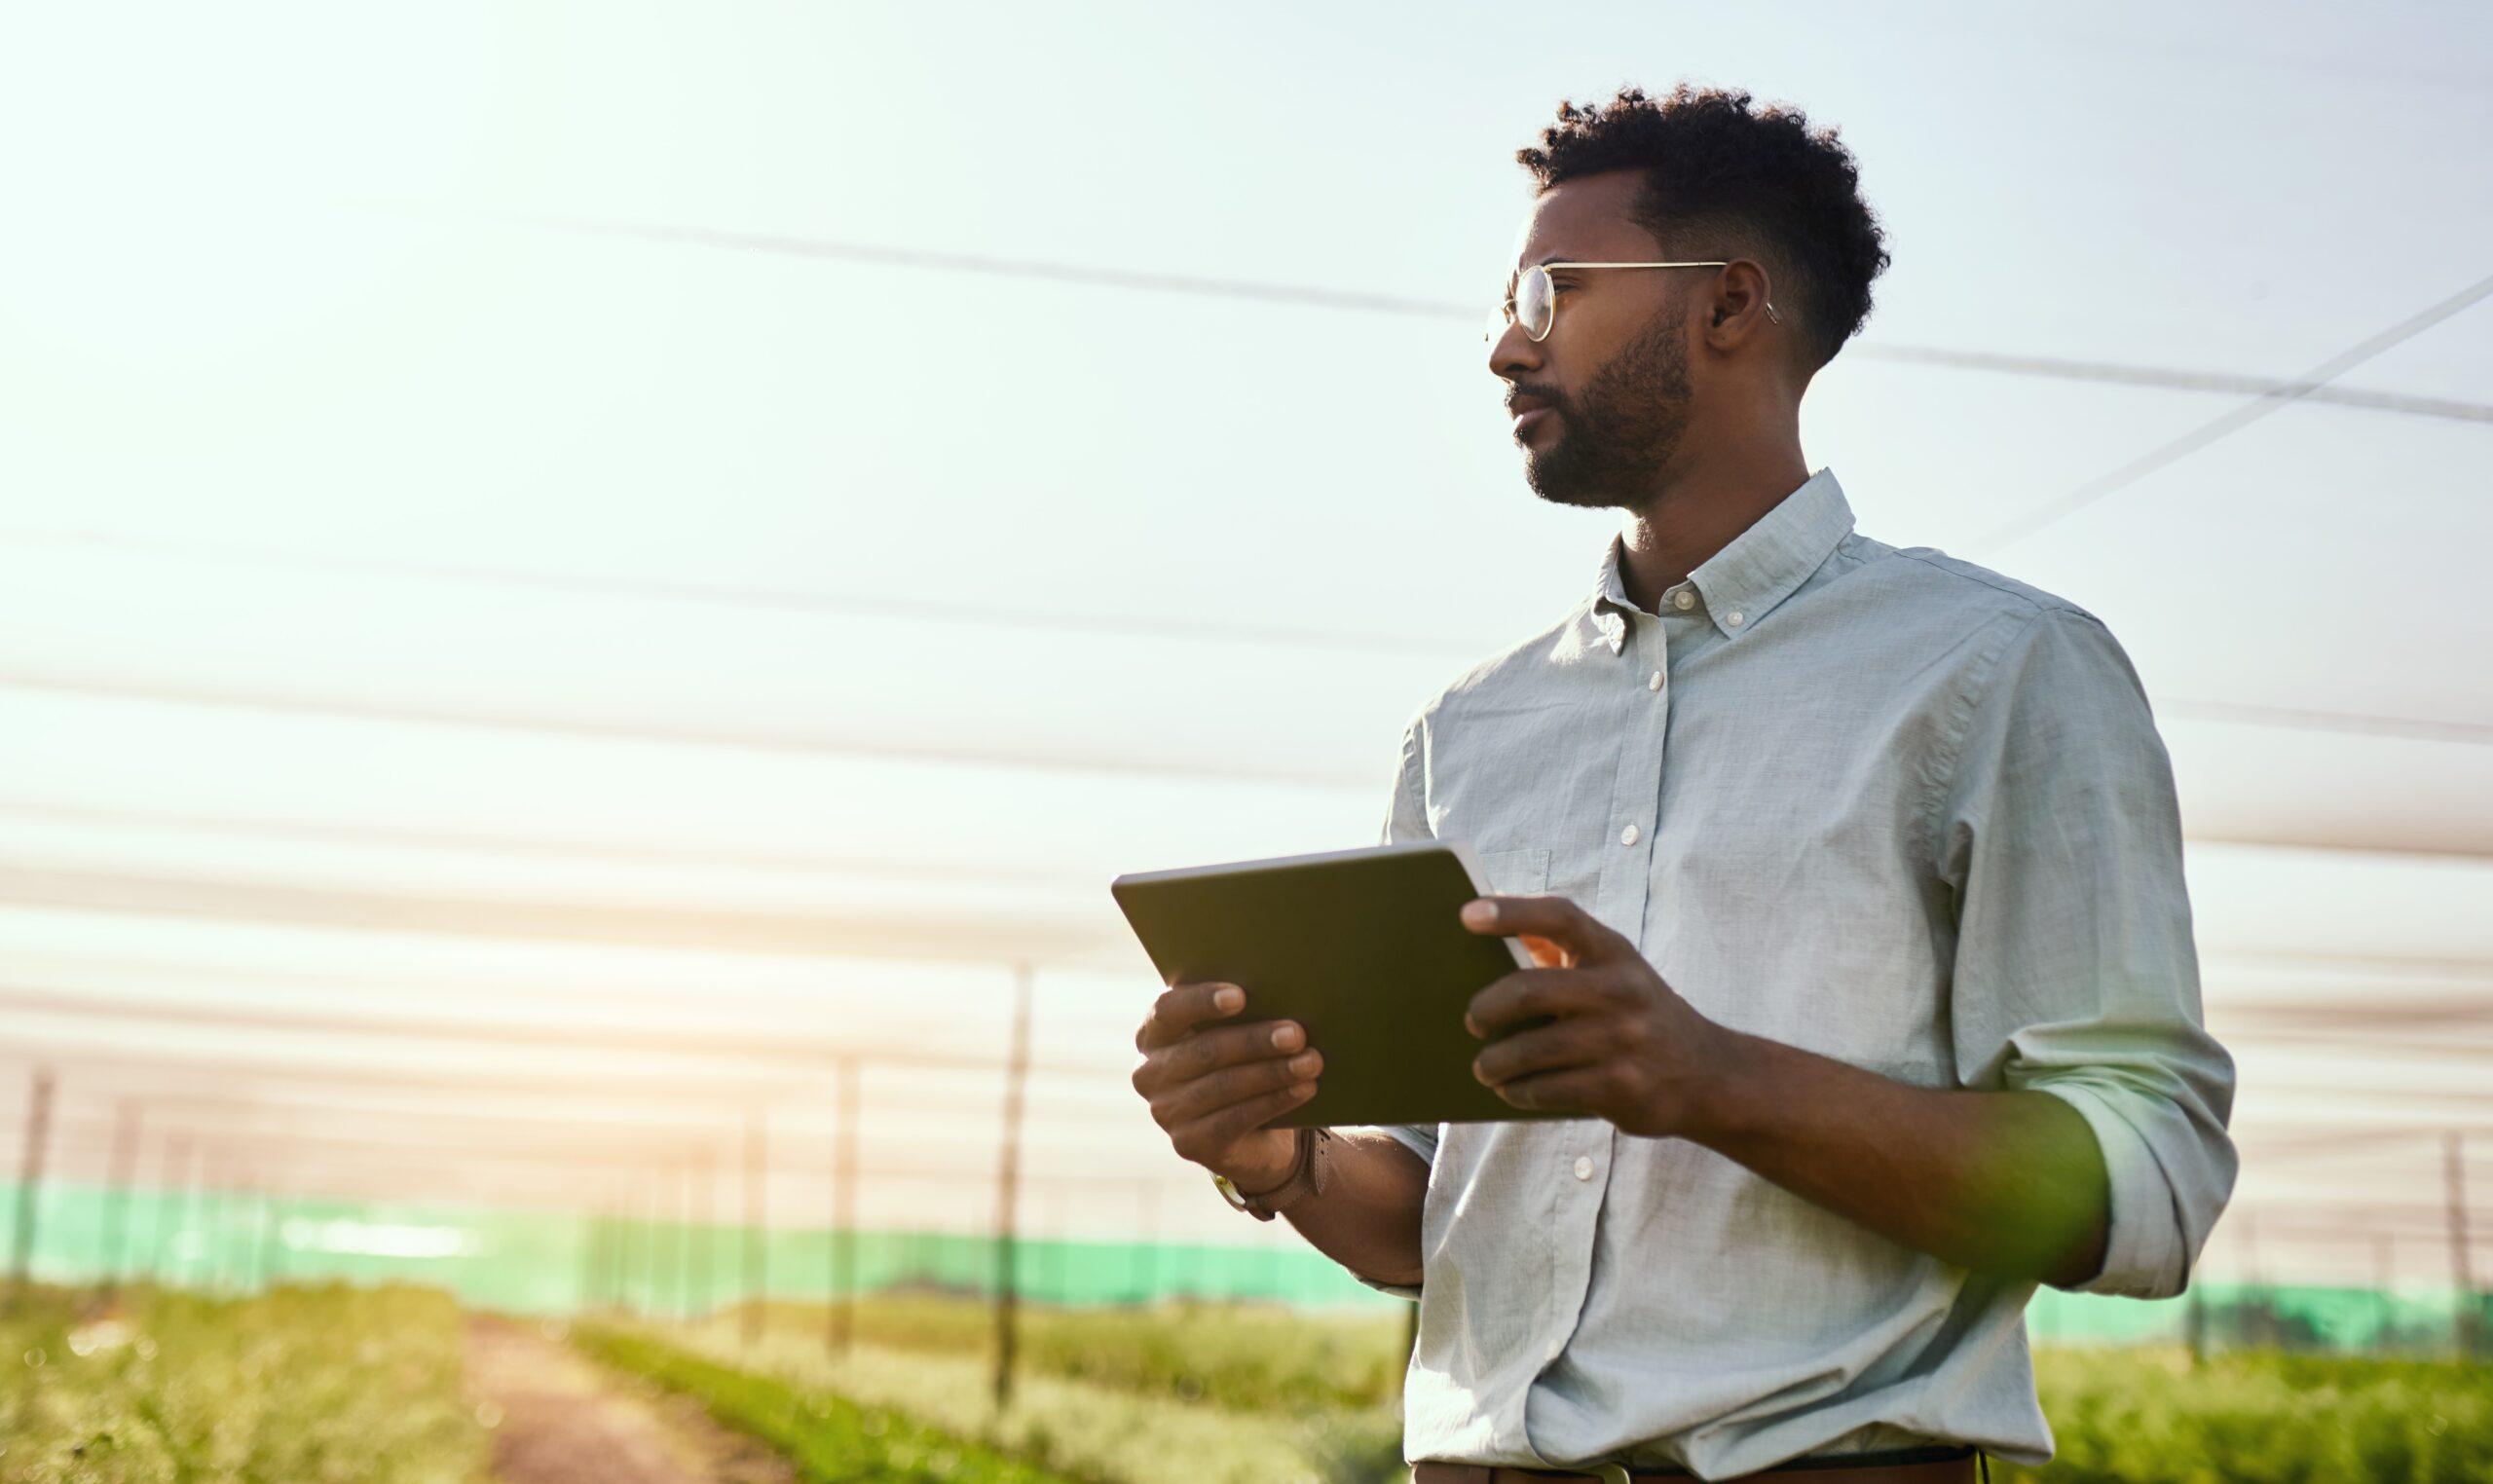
top-left (1517, 83), bottom-right (1890, 374)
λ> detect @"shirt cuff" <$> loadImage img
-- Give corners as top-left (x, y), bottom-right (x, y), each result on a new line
top-left (2029, 1080), bottom-right (2188, 1298)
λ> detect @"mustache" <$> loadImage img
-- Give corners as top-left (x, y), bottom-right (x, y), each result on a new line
top-left (1505, 385), bottom-right (1566, 415)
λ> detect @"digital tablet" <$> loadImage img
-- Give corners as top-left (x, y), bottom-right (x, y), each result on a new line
top-left (1109, 839), bottom-right (1571, 1130)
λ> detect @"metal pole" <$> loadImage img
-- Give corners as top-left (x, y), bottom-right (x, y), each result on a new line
top-left (992, 961), bottom-right (1033, 1412)
top-left (97, 1098), bottom-right (141, 1301)
top-left (141, 1133), bottom-right (181, 1285)
top-left (578, 1206), bottom-right (603, 1316)
top-left (152, 1135), bottom-right (194, 1284)
top-left (615, 1174), bottom-right (643, 1315)
top-left (2448, 1132), bottom-right (2477, 1360)
top-left (252, 1186), bottom-right (279, 1293)
top-left (1131, 1179), bottom-right (1157, 1303)
top-left (831, 1055), bottom-right (858, 1358)
top-left (742, 1105), bottom-right (767, 1348)
top-left (206, 1157), bottom-right (235, 1296)
top-left (688, 1150), bottom-right (714, 1322)
top-left (6, 1067), bottom-right (56, 1313)
top-left (2374, 1233), bottom-right (2396, 1356)
top-left (655, 1159), bottom-right (682, 1323)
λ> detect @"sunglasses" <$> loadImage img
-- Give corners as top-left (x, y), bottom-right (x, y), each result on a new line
top-left (1485, 261), bottom-right (1783, 343)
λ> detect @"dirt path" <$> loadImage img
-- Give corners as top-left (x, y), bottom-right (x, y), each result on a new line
top-left (464, 1318), bottom-right (797, 1484)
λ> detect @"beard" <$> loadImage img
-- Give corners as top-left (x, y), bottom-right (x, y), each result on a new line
top-left (1519, 310), bottom-right (1693, 511)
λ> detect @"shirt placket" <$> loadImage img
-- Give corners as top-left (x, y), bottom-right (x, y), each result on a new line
top-left (1523, 603), bottom-right (1672, 1458)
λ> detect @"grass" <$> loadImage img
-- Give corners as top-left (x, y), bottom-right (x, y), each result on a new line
top-left (1995, 1345), bottom-right (2493, 1483)
top-left (740, 1294), bottom-right (1409, 1412)
top-left (682, 1297), bottom-right (2493, 1483)
top-left (0, 1282), bottom-right (488, 1484)
top-left (611, 1315), bottom-right (1405, 1484)
top-left (577, 1324), bottom-right (1085, 1483)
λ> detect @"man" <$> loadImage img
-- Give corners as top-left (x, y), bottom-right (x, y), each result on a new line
top-left (1128, 83), bottom-right (2236, 1482)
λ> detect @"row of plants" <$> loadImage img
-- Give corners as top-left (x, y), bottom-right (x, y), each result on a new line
top-left (733, 1293), bottom-right (1409, 1413)
top-left (576, 1324), bottom-right (1087, 1483)
top-left (600, 1316), bottom-right (1405, 1484)
top-left (661, 1297), bottom-right (2493, 1483)
top-left (1997, 1346), bottom-right (2493, 1483)
top-left (0, 1282), bottom-right (489, 1484)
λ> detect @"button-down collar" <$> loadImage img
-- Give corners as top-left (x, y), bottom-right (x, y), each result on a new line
top-left (1589, 466), bottom-right (1858, 649)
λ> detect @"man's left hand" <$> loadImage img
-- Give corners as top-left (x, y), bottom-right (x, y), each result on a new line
top-left (1460, 894), bottom-right (1744, 1139)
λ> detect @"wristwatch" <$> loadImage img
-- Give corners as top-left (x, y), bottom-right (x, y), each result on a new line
top-left (1211, 1128), bottom-right (1332, 1220)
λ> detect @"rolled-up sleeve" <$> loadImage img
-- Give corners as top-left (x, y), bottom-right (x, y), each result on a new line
top-left (1937, 606), bottom-right (2238, 1299)
top-left (1341, 716), bottom-right (1439, 1300)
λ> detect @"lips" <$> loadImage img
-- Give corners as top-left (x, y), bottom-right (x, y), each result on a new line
top-left (1512, 406), bottom-right (1554, 436)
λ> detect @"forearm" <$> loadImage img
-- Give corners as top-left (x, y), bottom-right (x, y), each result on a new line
top-left (1691, 1031), bottom-right (2109, 1285)
top-left (1248, 1131), bottom-right (1429, 1288)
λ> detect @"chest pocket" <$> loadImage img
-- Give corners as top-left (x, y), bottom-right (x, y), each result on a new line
top-left (1472, 846), bottom-right (1550, 898)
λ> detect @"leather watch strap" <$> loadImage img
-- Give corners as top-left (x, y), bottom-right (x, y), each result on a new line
top-left (1215, 1128), bottom-right (1331, 1220)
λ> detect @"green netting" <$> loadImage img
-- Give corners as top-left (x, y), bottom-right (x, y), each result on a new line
top-left (7, 1177), bottom-right (2483, 1355)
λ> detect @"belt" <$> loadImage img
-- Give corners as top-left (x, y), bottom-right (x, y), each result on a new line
top-left (1412, 1443), bottom-right (1982, 1484)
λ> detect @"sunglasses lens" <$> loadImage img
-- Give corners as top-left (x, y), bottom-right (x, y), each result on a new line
top-left (1515, 266), bottom-right (1554, 340)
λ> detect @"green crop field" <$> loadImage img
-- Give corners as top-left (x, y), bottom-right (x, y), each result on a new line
top-left (0, 1283), bottom-right (489, 1484)
top-left (0, 1284), bottom-right (2485, 1483)
top-left (630, 1296), bottom-right (2493, 1484)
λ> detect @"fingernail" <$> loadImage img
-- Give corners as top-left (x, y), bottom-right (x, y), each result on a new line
top-left (1461, 900), bottom-right (1495, 927)
top-left (1214, 986), bottom-right (1243, 1011)
top-left (1271, 1023), bottom-right (1302, 1050)
top-left (1289, 1051), bottom-right (1321, 1076)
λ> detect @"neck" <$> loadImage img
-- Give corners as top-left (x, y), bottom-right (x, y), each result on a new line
top-left (1615, 422), bottom-right (1810, 614)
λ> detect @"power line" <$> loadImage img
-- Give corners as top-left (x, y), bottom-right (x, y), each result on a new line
top-left (0, 862), bottom-right (1134, 970)
top-left (0, 668), bottom-right (1378, 790)
top-left (482, 209), bottom-right (2493, 427)
top-left (2, 614), bottom-right (2486, 765)
top-left (1972, 270), bottom-right (2493, 553)
top-left (0, 796), bottom-right (1097, 893)
top-left (0, 982), bottom-right (1132, 1080)
top-left (0, 526), bottom-right (1460, 659)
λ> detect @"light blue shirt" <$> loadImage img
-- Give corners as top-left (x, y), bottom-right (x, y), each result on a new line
top-left (1342, 467), bottom-right (2237, 1476)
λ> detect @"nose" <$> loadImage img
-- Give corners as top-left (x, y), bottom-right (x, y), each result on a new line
top-left (1486, 314), bottom-right (1542, 382)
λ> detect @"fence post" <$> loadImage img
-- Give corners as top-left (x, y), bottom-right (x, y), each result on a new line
top-left (2448, 1132), bottom-right (2477, 1359)
top-left (992, 961), bottom-right (1033, 1412)
top-left (97, 1098), bottom-right (141, 1302)
top-left (6, 1067), bottom-right (56, 1313)
top-left (830, 1055), bottom-right (858, 1359)
top-left (742, 1105), bottom-right (767, 1349)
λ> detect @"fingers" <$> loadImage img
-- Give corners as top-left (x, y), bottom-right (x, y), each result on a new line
top-left (1470, 1015), bottom-right (1608, 1089)
top-left (1459, 895), bottom-right (1632, 967)
top-left (1151, 1043), bottom-right (1324, 1129)
top-left (1131, 984), bottom-right (1314, 1105)
top-left (1166, 1080), bottom-right (1317, 1165)
top-left (1491, 1063), bottom-right (1618, 1114)
top-left (1465, 967), bottom-right (1614, 1040)
top-left (1135, 980), bottom-right (1246, 1054)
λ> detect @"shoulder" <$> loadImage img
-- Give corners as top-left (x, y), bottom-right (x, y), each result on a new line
top-left (1397, 599), bottom-right (1607, 742)
top-left (1858, 537), bottom-right (2097, 628)
top-left (1842, 536), bottom-right (2135, 682)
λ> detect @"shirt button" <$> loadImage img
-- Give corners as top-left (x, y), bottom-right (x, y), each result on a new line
top-left (1648, 670), bottom-right (1663, 691)
top-left (1726, 611), bottom-right (1744, 627)
top-left (1671, 591), bottom-right (1695, 611)
top-left (1573, 1156), bottom-right (1593, 1180)
top-left (1619, 823), bottom-right (1640, 846)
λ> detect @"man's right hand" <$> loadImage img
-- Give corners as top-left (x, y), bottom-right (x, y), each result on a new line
top-left (1131, 982), bottom-right (1324, 1193)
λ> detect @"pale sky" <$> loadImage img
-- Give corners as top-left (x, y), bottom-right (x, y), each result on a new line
top-left (0, 1), bottom-right (2487, 1280)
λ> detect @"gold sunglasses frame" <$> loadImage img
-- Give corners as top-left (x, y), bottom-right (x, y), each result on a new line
top-left (1486, 261), bottom-right (1783, 343)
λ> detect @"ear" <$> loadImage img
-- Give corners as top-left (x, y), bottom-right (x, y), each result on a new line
top-left (1705, 259), bottom-right (1778, 341)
